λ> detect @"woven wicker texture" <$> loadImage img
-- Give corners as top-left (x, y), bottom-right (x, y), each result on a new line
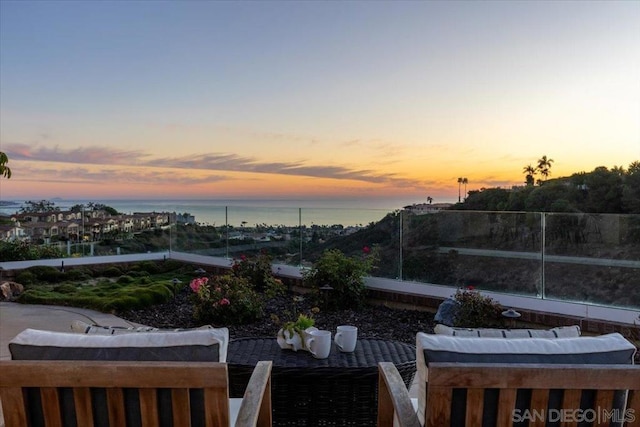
top-left (228, 337), bottom-right (416, 426)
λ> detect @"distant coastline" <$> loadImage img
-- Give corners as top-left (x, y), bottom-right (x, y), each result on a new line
top-left (0, 198), bottom-right (422, 227)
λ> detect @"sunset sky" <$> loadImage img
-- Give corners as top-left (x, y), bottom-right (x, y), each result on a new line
top-left (1, 1), bottom-right (639, 207)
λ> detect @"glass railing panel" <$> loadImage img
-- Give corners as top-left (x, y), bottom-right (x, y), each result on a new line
top-left (54, 228), bottom-right (171, 257)
top-left (171, 206), bottom-right (228, 256)
top-left (223, 206), bottom-right (302, 263)
top-left (298, 207), bottom-right (397, 276)
top-left (543, 213), bottom-right (640, 309)
top-left (89, 229), bottom-right (170, 256)
top-left (402, 210), bottom-right (543, 297)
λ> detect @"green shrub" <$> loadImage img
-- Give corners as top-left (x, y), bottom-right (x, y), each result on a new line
top-left (303, 247), bottom-right (378, 310)
top-left (136, 261), bottom-right (161, 275)
top-left (53, 284), bottom-right (77, 294)
top-left (116, 275), bottom-right (134, 284)
top-left (15, 271), bottom-right (36, 285)
top-left (452, 287), bottom-right (504, 328)
top-left (127, 270), bottom-right (151, 278)
top-left (190, 274), bottom-right (263, 325)
top-left (16, 290), bottom-right (41, 304)
top-left (153, 286), bottom-right (173, 303)
top-left (0, 241), bottom-right (65, 261)
top-left (134, 292), bottom-right (156, 307)
top-left (102, 266), bottom-right (123, 277)
top-left (17, 289), bottom-right (67, 305)
top-left (26, 266), bottom-right (64, 282)
top-left (103, 296), bottom-right (140, 311)
top-left (65, 268), bottom-right (91, 281)
top-left (231, 251), bottom-right (285, 296)
top-left (161, 259), bottom-right (187, 272)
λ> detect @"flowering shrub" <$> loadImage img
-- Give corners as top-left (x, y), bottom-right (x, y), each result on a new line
top-left (190, 273), bottom-right (263, 325)
top-left (452, 286), bottom-right (503, 328)
top-left (231, 251), bottom-right (285, 297)
top-left (303, 247), bottom-right (379, 310)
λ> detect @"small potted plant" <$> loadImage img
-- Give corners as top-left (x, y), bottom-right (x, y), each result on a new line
top-left (277, 313), bottom-right (317, 351)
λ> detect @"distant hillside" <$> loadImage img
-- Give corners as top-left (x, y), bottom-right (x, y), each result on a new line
top-left (308, 200), bottom-right (639, 308)
top-left (454, 163), bottom-right (640, 214)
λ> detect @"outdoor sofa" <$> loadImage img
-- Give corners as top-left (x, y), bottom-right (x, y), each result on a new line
top-left (378, 332), bottom-right (640, 427)
top-left (1, 326), bottom-right (273, 426)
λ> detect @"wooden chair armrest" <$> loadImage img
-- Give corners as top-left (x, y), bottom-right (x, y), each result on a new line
top-left (377, 362), bottom-right (421, 427)
top-left (235, 361), bottom-right (273, 427)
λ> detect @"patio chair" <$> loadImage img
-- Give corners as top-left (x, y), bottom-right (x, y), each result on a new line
top-left (0, 360), bottom-right (273, 427)
top-left (377, 332), bottom-right (640, 427)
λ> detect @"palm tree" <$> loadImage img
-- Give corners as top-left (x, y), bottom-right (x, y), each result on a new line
top-left (523, 164), bottom-right (537, 186)
top-left (462, 178), bottom-right (468, 200)
top-left (0, 151), bottom-right (11, 179)
top-left (537, 155), bottom-right (554, 183)
top-left (457, 177), bottom-right (463, 202)
top-left (427, 196), bottom-right (433, 204)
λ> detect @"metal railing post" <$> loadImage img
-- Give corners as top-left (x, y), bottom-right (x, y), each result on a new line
top-left (399, 211), bottom-right (403, 280)
top-left (541, 212), bottom-right (546, 299)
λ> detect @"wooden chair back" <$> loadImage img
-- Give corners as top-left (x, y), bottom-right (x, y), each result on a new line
top-left (378, 362), bottom-right (640, 427)
top-left (0, 360), bottom-right (272, 427)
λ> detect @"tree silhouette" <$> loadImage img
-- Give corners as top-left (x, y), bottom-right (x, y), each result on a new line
top-left (536, 155), bottom-right (554, 183)
top-left (457, 177), bottom-right (468, 202)
top-left (0, 152), bottom-right (11, 179)
top-left (523, 164), bottom-right (537, 186)
top-left (462, 178), bottom-right (468, 200)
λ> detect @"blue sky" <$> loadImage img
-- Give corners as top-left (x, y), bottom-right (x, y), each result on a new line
top-left (1, 1), bottom-right (639, 203)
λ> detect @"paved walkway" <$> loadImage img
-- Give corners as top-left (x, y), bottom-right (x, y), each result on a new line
top-left (0, 301), bottom-right (143, 360)
top-left (0, 302), bottom-right (145, 427)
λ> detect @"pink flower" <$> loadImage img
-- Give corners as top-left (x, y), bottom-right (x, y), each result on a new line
top-left (189, 277), bottom-right (208, 293)
top-left (219, 298), bottom-right (230, 306)
top-left (240, 254), bottom-right (247, 261)
top-left (466, 285), bottom-right (475, 291)
top-left (363, 246), bottom-right (371, 254)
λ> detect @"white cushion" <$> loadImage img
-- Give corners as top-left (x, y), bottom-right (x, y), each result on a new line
top-left (415, 332), bottom-right (636, 426)
top-left (433, 323), bottom-right (581, 338)
top-left (10, 327), bottom-right (229, 363)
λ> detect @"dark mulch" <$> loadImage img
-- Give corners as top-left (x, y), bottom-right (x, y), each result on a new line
top-left (116, 288), bottom-right (435, 346)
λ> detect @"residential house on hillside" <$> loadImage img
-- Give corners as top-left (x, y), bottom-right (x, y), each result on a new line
top-left (404, 203), bottom-right (452, 214)
top-left (0, 222), bottom-right (25, 241)
top-left (4, 210), bottom-right (174, 243)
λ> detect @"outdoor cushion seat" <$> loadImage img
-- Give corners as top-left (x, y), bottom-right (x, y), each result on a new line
top-left (415, 332), bottom-right (637, 426)
top-left (433, 323), bottom-right (581, 338)
top-left (4, 327), bottom-right (267, 426)
top-left (377, 332), bottom-right (639, 427)
top-left (9, 326), bottom-right (229, 362)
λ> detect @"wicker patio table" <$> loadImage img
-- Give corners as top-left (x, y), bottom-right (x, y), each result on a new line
top-left (227, 337), bottom-right (416, 427)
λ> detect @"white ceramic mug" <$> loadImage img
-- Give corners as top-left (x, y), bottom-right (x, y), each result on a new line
top-left (334, 325), bottom-right (358, 352)
top-left (305, 329), bottom-right (332, 359)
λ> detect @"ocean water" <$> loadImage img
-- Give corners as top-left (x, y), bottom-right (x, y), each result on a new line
top-left (0, 198), bottom-right (407, 227)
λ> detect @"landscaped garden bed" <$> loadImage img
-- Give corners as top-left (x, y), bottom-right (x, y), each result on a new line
top-left (116, 286), bottom-right (435, 345)
top-left (8, 256), bottom-right (436, 346)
